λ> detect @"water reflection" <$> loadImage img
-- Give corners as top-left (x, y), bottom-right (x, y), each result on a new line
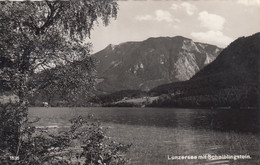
top-left (29, 107), bottom-right (260, 134)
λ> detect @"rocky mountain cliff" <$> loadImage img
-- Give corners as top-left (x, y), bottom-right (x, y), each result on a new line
top-left (93, 36), bottom-right (222, 93)
top-left (150, 33), bottom-right (260, 108)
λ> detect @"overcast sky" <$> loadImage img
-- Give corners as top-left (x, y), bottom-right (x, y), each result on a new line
top-left (89, 0), bottom-right (260, 53)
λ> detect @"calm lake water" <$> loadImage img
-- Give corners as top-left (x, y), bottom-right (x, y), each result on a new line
top-left (28, 107), bottom-right (260, 164)
top-left (29, 107), bottom-right (260, 134)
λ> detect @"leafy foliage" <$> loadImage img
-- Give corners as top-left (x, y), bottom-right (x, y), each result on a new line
top-left (0, 1), bottom-right (131, 164)
top-left (70, 116), bottom-right (131, 165)
top-left (28, 58), bottom-right (97, 106)
top-left (0, 104), bottom-right (131, 164)
top-left (0, 0), bottom-right (118, 98)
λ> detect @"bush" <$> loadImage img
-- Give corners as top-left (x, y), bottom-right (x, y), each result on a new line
top-left (0, 103), bottom-right (131, 164)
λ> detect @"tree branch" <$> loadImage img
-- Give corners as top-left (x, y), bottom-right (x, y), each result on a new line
top-left (35, 2), bottom-right (62, 35)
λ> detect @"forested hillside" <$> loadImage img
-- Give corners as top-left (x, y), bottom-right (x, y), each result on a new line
top-left (149, 33), bottom-right (260, 109)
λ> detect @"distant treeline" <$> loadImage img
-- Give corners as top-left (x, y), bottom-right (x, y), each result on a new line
top-left (93, 90), bottom-right (148, 104)
top-left (148, 66), bottom-right (259, 108)
top-left (148, 85), bottom-right (258, 109)
top-left (102, 102), bottom-right (140, 107)
top-left (28, 88), bottom-right (147, 107)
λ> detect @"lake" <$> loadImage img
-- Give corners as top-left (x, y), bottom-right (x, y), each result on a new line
top-left (28, 107), bottom-right (260, 164)
top-left (29, 107), bottom-right (260, 134)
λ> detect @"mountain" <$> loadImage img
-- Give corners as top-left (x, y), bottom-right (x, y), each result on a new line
top-left (93, 36), bottom-right (222, 94)
top-left (150, 33), bottom-right (260, 108)
top-left (191, 33), bottom-right (259, 85)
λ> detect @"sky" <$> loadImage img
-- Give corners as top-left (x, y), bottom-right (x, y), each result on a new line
top-left (89, 0), bottom-right (260, 53)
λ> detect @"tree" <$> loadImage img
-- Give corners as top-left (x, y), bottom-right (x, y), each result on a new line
top-left (0, 0), bottom-right (118, 102)
top-left (0, 1), bottom-right (131, 164)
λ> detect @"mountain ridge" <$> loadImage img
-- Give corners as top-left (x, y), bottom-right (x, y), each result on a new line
top-left (93, 36), bottom-right (222, 94)
top-left (149, 32), bottom-right (260, 108)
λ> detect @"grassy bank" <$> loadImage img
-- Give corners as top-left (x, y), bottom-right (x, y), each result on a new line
top-left (103, 123), bottom-right (260, 165)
